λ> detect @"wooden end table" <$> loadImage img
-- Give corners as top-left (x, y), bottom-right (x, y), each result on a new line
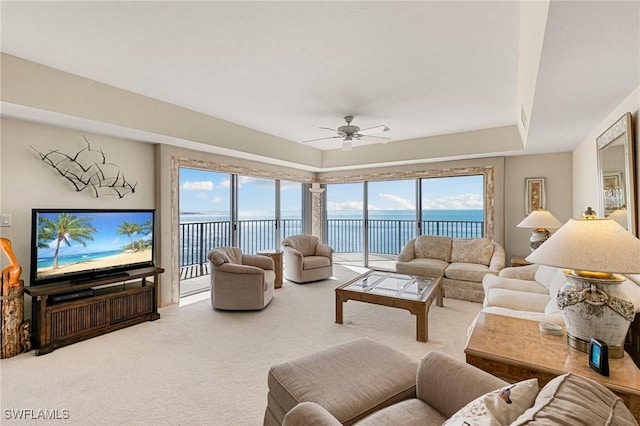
top-left (335, 270), bottom-right (443, 342)
top-left (465, 312), bottom-right (640, 422)
top-left (257, 250), bottom-right (283, 288)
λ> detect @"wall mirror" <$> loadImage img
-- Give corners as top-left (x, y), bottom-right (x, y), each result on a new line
top-left (596, 112), bottom-right (637, 236)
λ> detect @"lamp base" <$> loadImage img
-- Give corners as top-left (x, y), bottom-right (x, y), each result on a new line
top-left (557, 271), bottom-right (634, 359)
top-left (529, 228), bottom-right (550, 251)
top-left (566, 333), bottom-right (626, 358)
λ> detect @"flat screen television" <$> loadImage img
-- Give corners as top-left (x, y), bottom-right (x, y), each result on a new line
top-left (30, 209), bottom-right (156, 286)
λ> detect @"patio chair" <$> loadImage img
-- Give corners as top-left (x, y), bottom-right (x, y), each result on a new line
top-left (207, 247), bottom-right (275, 310)
top-left (281, 235), bottom-right (333, 283)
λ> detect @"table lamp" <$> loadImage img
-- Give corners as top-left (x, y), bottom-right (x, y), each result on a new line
top-left (516, 209), bottom-right (563, 251)
top-left (526, 218), bottom-right (640, 358)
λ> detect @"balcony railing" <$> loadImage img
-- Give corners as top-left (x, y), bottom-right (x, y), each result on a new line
top-left (179, 218), bottom-right (483, 279)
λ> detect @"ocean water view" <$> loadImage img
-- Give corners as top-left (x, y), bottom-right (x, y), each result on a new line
top-left (180, 209), bottom-right (483, 223)
top-left (37, 249), bottom-right (123, 269)
top-left (179, 210), bottom-right (484, 268)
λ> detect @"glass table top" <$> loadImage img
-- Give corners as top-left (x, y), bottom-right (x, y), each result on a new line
top-left (341, 270), bottom-right (437, 301)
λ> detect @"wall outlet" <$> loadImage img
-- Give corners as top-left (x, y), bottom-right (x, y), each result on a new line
top-left (0, 214), bottom-right (12, 227)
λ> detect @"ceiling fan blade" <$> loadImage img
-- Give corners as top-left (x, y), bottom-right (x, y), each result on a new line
top-left (301, 135), bottom-right (342, 143)
top-left (318, 127), bottom-right (338, 132)
top-left (357, 134), bottom-right (391, 142)
top-left (358, 125), bottom-right (390, 134)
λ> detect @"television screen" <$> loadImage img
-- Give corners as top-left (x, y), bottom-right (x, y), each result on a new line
top-left (31, 209), bottom-right (155, 286)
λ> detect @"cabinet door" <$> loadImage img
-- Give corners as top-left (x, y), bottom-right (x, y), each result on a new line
top-left (109, 287), bottom-right (154, 324)
top-left (49, 299), bottom-right (107, 341)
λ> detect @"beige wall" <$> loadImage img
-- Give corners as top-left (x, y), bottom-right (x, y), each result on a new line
top-left (504, 153), bottom-right (573, 259)
top-left (572, 86), bottom-right (640, 230)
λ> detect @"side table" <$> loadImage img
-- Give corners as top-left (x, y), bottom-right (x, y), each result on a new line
top-left (257, 250), bottom-right (283, 288)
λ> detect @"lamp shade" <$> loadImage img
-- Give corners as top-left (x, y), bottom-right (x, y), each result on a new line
top-left (516, 209), bottom-right (563, 230)
top-left (526, 218), bottom-right (640, 274)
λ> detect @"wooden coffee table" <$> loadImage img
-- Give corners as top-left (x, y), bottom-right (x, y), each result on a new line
top-left (335, 270), bottom-right (443, 342)
top-left (465, 312), bottom-right (640, 422)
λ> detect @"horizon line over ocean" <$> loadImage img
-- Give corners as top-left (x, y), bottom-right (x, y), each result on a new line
top-left (180, 209), bottom-right (484, 222)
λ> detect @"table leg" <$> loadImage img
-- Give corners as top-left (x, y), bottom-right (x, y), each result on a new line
top-left (335, 293), bottom-right (344, 324)
top-left (436, 285), bottom-right (443, 307)
top-left (415, 305), bottom-right (428, 342)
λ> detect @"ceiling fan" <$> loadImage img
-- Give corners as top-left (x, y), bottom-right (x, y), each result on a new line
top-left (302, 116), bottom-right (391, 151)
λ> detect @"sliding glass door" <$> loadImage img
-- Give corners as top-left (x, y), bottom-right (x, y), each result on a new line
top-left (178, 167), bottom-right (232, 296)
top-left (280, 180), bottom-right (303, 242)
top-left (420, 175), bottom-right (485, 237)
top-left (237, 176), bottom-right (276, 253)
top-left (326, 182), bottom-right (364, 266)
top-left (367, 179), bottom-right (417, 269)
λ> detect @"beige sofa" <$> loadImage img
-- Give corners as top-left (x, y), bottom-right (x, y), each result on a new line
top-left (481, 264), bottom-right (640, 325)
top-left (266, 338), bottom-right (638, 426)
top-left (395, 235), bottom-right (505, 303)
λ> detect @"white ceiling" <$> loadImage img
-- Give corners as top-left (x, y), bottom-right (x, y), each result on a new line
top-left (1, 1), bottom-right (638, 165)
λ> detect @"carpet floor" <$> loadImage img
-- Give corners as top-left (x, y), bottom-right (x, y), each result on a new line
top-left (0, 265), bottom-right (481, 425)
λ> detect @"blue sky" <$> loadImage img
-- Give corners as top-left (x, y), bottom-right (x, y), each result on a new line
top-left (179, 168), bottom-right (483, 213)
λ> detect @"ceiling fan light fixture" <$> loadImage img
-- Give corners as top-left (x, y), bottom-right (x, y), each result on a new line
top-left (342, 140), bottom-right (353, 151)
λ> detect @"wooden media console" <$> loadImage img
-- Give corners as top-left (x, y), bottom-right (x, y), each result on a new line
top-left (24, 267), bottom-right (164, 355)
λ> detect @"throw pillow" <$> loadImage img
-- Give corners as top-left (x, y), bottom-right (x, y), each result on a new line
top-left (443, 378), bottom-right (539, 426)
top-left (511, 373), bottom-right (637, 425)
top-left (414, 235), bottom-right (452, 262)
top-left (450, 238), bottom-right (494, 265)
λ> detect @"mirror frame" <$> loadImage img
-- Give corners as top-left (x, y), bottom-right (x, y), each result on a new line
top-left (596, 112), bottom-right (637, 236)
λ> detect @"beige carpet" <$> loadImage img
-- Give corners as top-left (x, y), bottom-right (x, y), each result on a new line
top-left (0, 265), bottom-right (481, 425)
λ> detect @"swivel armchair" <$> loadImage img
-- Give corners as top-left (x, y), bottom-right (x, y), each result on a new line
top-left (281, 235), bottom-right (333, 283)
top-left (207, 247), bottom-right (275, 310)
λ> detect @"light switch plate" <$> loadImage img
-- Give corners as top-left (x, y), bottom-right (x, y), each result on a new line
top-left (0, 214), bottom-right (12, 227)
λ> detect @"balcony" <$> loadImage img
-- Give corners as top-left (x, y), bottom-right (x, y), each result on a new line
top-left (179, 217), bottom-right (483, 297)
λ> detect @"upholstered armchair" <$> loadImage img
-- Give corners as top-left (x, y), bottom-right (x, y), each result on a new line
top-left (207, 247), bottom-right (275, 310)
top-left (281, 235), bottom-right (333, 283)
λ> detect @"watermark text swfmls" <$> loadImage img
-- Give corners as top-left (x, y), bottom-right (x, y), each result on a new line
top-left (4, 409), bottom-right (70, 421)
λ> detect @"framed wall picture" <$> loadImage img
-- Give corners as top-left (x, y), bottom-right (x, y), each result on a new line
top-left (525, 178), bottom-right (545, 215)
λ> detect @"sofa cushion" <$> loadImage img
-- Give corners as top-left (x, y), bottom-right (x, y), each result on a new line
top-left (396, 258), bottom-right (449, 278)
top-left (357, 399), bottom-right (445, 426)
top-left (512, 373), bottom-right (637, 425)
top-left (302, 255), bottom-right (331, 270)
top-left (267, 337), bottom-right (418, 425)
top-left (450, 238), bottom-right (494, 265)
top-left (414, 235), bottom-right (452, 262)
top-left (446, 262), bottom-right (492, 283)
top-left (533, 265), bottom-right (565, 290)
top-left (483, 273), bottom-right (549, 295)
top-left (444, 378), bottom-right (539, 426)
top-left (485, 288), bottom-right (549, 313)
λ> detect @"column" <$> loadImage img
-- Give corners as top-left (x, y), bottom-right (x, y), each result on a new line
top-left (309, 183), bottom-right (325, 240)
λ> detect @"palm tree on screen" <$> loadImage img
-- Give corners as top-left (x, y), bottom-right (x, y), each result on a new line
top-left (117, 221), bottom-right (143, 252)
top-left (38, 213), bottom-right (97, 270)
